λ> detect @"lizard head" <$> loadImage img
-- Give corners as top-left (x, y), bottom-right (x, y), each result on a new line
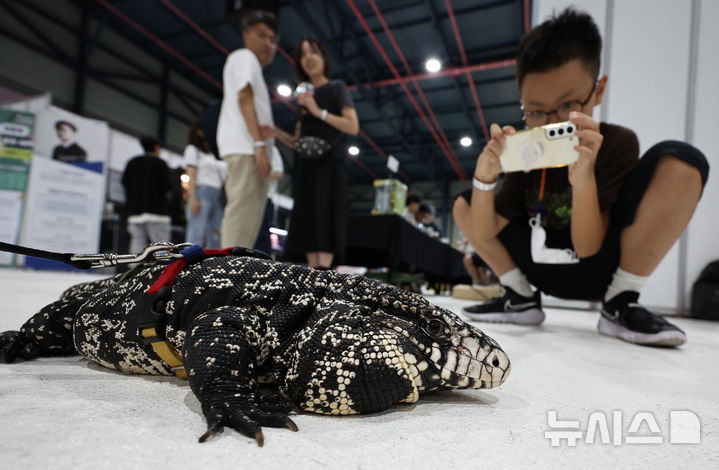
top-left (293, 280), bottom-right (510, 416)
top-left (373, 293), bottom-right (511, 394)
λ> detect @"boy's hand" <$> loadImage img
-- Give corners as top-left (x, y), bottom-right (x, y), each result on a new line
top-left (568, 111), bottom-right (603, 188)
top-left (475, 123), bottom-right (516, 183)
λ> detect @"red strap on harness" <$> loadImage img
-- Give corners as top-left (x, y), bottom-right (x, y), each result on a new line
top-left (146, 247), bottom-right (235, 294)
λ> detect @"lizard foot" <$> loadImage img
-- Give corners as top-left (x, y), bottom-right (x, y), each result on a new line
top-left (198, 389), bottom-right (297, 446)
top-left (0, 331), bottom-right (40, 363)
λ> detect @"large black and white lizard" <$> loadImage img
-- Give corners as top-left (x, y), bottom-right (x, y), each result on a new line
top-left (0, 252), bottom-right (510, 445)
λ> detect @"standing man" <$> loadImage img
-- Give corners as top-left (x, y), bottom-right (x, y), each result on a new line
top-left (121, 136), bottom-right (172, 254)
top-left (217, 10), bottom-right (277, 248)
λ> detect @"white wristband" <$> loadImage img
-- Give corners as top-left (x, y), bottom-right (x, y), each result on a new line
top-left (253, 141), bottom-right (266, 148)
top-left (472, 176), bottom-right (497, 191)
top-left (320, 109), bottom-right (328, 121)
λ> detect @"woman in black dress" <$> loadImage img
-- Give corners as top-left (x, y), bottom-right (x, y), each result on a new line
top-left (263, 36), bottom-right (359, 268)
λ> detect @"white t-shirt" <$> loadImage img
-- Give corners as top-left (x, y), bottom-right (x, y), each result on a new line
top-left (183, 144), bottom-right (227, 189)
top-left (217, 48), bottom-right (274, 157)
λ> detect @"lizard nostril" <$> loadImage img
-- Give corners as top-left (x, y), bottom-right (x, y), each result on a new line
top-left (492, 357), bottom-right (500, 367)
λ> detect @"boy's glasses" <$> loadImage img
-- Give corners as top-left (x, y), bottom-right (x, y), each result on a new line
top-left (521, 81), bottom-right (597, 127)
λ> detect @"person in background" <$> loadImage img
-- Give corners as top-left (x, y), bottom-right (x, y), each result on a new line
top-left (452, 8), bottom-right (708, 347)
top-left (403, 193), bottom-right (421, 225)
top-left (52, 120), bottom-right (87, 163)
top-left (416, 203), bottom-right (441, 238)
top-left (419, 204), bottom-right (440, 231)
top-left (184, 120), bottom-right (227, 249)
top-left (217, 10), bottom-right (277, 248)
top-left (262, 35), bottom-right (359, 268)
top-left (253, 145), bottom-right (284, 255)
top-left (121, 135), bottom-right (172, 254)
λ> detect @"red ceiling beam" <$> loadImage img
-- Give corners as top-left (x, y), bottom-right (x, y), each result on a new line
top-left (347, 151), bottom-right (379, 179)
top-left (95, 0), bottom-right (222, 89)
top-left (445, 0), bottom-right (490, 142)
top-left (359, 130), bottom-right (410, 182)
top-left (275, 45), bottom-right (295, 65)
top-left (524, 0), bottom-right (532, 34)
top-left (150, 0), bottom-right (380, 181)
top-left (158, 0), bottom-right (230, 55)
top-left (346, 0), bottom-right (467, 182)
top-left (348, 58), bottom-right (517, 90)
top-left (367, 0), bottom-right (465, 183)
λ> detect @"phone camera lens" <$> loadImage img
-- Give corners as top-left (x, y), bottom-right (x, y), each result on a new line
top-left (549, 130), bottom-right (556, 137)
top-left (567, 126), bottom-right (574, 133)
top-left (558, 128), bottom-right (564, 135)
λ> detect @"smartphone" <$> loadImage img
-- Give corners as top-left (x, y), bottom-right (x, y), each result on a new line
top-left (499, 121), bottom-right (579, 173)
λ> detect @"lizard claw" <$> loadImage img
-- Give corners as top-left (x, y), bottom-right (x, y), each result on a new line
top-left (198, 390), bottom-right (297, 445)
top-left (285, 418), bottom-right (298, 432)
top-left (198, 422), bottom-right (223, 443)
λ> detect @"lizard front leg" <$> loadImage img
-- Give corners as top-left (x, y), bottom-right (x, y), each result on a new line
top-left (1, 276), bottom-right (118, 363)
top-left (183, 306), bottom-right (296, 446)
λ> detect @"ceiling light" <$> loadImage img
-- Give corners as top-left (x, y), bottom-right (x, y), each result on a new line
top-left (348, 146), bottom-right (360, 156)
top-left (460, 136), bottom-right (472, 147)
top-left (180, 173), bottom-right (190, 183)
top-left (425, 58), bottom-right (441, 73)
top-left (277, 84), bottom-right (292, 97)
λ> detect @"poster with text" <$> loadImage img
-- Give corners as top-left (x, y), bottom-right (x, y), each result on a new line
top-left (0, 108), bottom-right (35, 265)
top-left (21, 157), bottom-right (105, 269)
top-left (21, 105), bottom-right (109, 269)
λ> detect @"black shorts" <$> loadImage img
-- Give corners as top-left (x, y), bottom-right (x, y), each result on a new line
top-left (456, 140), bottom-right (709, 301)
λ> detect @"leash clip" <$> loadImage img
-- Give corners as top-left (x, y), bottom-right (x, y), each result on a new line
top-left (70, 242), bottom-right (192, 268)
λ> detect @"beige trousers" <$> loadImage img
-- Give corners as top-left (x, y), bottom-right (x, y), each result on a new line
top-left (220, 154), bottom-right (269, 248)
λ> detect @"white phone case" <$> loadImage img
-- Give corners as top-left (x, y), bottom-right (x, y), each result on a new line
top-left (499, 121), bottom-right (579, 173)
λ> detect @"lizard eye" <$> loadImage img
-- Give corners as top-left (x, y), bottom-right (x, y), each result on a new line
top-left (427, 318), bottom-right (446, 337)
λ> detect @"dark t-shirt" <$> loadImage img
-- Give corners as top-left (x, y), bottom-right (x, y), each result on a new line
top-left (299, 80), bottom-right (354, 160)
top-left (121, 154), bottom-right (172, 217)
top-left (458, 123), bottom-right (639, 249)
top-left (495, 122), bottom-right (639, 229)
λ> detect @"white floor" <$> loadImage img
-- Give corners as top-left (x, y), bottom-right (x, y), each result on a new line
top-left (0, 267), bottom-right (717, 469)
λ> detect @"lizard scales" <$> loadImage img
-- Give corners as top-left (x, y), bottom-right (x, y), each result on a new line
top-left (1, 255), bottom-right (510, 445)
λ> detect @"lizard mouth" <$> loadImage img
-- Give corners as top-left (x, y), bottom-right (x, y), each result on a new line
top-left (439, 338), bottom-right (511, 389)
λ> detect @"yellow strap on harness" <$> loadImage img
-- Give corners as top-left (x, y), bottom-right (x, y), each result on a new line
top-left (141, 327), bottom-right (187, 379)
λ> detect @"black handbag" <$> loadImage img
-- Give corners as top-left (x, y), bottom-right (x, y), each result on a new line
top-left (294, 136), bottom-right (332, 160)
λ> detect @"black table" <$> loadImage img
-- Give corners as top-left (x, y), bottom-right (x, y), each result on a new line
top-left (344, 214), bottom-right (470, 284)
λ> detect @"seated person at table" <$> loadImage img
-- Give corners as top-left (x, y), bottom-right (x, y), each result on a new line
top-left (403, 193), bottom-right (421, 225)
top-left (452, 8), bottom-right (708, 347)
top-left (417, 203), bottom-right (441, 238)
